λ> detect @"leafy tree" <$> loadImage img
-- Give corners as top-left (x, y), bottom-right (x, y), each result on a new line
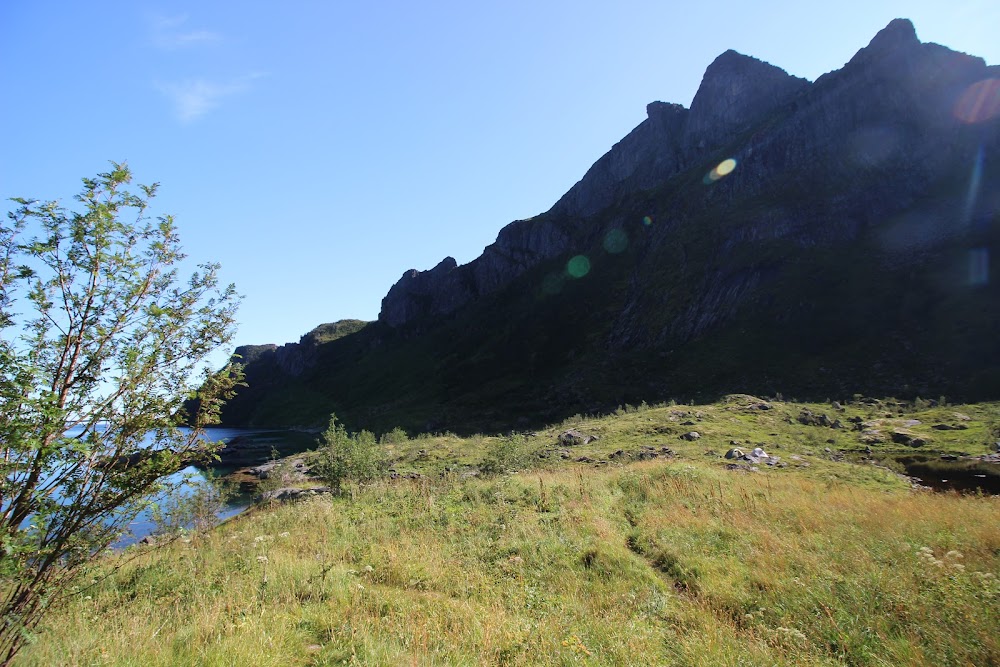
top-left (0, 163), bottom-right (242, 665)
top-left (313, 415), bottom-right (385, 494)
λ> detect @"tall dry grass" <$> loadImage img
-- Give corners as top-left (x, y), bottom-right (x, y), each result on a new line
top-left (14, 456), bottom-right (999, 666)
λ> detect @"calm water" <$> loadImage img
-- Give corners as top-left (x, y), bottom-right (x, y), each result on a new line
top-left (114, 427), bottom-right (269, 546)
top-left (890, 454), bottom-right (1000, 495)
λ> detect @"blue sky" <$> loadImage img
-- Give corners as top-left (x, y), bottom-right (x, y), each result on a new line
top-left (2, 1), bottom-right (998, 369)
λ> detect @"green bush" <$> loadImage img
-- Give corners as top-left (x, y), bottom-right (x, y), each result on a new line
top-left (478, 434), bottom-right (529, 477)
top-left (380, 426), bottom-right (409, 445)
top-left (312, 415), bottom-right (385, 493)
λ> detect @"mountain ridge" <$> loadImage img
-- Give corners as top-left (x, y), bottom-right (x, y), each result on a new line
top-left (217, 18), bottom-right (1000, 432)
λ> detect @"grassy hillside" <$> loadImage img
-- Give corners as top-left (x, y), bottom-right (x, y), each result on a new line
top-left (18, 398), bottom-right (1000, 666)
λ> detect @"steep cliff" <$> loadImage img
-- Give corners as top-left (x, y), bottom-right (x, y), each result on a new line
top-left (222, 19), bottom-right (1000, 432)
top-left (378, 47), bottom-right (811, 328)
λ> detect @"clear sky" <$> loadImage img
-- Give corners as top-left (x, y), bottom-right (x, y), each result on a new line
top-left (2, 1), bottom-right (998, 368)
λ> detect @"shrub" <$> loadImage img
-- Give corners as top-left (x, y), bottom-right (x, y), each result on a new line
top-left (380, 426), bottom-right (409, 445)
top-left (312, 415), bottom-right (385, 493)
top-left (478, 434), bottom-right (528, 477)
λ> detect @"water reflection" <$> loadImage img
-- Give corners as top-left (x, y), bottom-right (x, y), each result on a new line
top-left (111, 427), bottom-right (290, 547)
top-left (888, 454), bottom-right (999, 495)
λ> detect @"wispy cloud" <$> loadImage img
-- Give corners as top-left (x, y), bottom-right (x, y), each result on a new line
top-left (157, 73), bottom-right (265, 123)
top-left (150, 13), bottom-right (222, 49)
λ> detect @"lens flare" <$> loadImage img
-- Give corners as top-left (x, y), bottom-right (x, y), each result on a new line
top-left (954, 78), bottom-right (1000, 124)
top-left (716, 158), bottom-right (737, 176)
top-left (566, 255), bottom-right (591, 278)
top-left (964, 145), bottom-right (984, 224)
top-left (704, 158), bottom-right (738, 184)
top-left (541, 272), bottom-right (565, 295)
top-left (848, 126), bottom-right (899, 167)
top-left (969, 248), bottom-right (989, 286)
top-left (603, 229), bottom-right (628, 254)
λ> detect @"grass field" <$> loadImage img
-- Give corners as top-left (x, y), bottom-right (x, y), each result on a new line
top-left (14, 397), bottom-right (1000, 666)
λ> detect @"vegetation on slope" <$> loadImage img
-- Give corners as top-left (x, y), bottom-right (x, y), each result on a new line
top-left (17, 398), bottom-right (1000, 666)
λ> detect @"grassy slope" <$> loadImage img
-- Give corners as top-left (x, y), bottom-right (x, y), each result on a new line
top-left (18, 398), bottom-right (1000, 666)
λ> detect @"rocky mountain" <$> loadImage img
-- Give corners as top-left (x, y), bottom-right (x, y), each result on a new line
top-left (218, 19), bottom-right (1000, 432)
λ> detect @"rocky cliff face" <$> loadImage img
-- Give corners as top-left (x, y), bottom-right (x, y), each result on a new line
top-left (374, 36), bottom-right (814, 329)
top-left (378, 18), bottom-right (998, 337)
top-left (220, 320), bottom-right (369, 426)
top-left (683, 50), bottom-right (809, 153)
top-left (222, 19), bottom-right (999, 431)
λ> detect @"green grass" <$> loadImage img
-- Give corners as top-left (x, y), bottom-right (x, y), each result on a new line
top-left (14, 397), bottom-right (1000, 666)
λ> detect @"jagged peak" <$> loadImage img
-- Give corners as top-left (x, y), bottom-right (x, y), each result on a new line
top-left (646, 101), bottom-right (687, 119)
top-left (690, 49), bottom-right (804, 110)
top-left (432, 256), bottom-right (458, 272)
top-left (868, 18), bottom-right (918, 51)
top-left (393, 256), bottom-right (457, 282)
top-left (710, 49), bottom-right (753, 66)
top-left (686, 48), bottom-right (808, 145)
top-left (702, 49), bottom-right (780, 76)
top-left (846, 18), bottom-right (920, 66)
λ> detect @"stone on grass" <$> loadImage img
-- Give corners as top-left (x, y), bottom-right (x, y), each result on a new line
top-left (559, 429), bottom-right (597, 446)
top-left (891, 430), bottom-right (928, 447)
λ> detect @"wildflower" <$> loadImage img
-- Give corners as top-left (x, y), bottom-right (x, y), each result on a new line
top-left (776, 626), bottom-right (807, 642)
top-left (363, 565), bottom-right (374, 573)
top-left (278, 531), bottom-right (290, 538)
top-left (254, 535), bottom-right (270, 543)
top-left (945, 550), bottom-right (964, 560)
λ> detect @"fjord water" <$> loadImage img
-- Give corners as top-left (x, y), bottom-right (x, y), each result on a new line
top-left (105, 427), bottom-right (271, 547)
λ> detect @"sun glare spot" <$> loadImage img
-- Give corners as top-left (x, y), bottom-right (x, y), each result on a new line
top-left (848, 126), bottom-right (899, 167)
top-left (968, 248), bottom-right (989, 286)
top-left (964, 145), bottom-right (984, 224)
top-left (704, 158), bottom-right (738, 184)
top-left (603, 229), bottom-right (628, 254)
top-left (954, 78), bottom-right (1000, 124)
top-left (567, 255), bottom-right (591, 278)
top-left (542, 272), bottom-right (565, 295)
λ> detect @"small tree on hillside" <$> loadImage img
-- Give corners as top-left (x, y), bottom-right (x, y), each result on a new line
top-left (478, 433), bottom-right (529, 477)
top-left (0, 164), bottom-right (242, 665)
top-left (313, 415), bottom-right (385, 494)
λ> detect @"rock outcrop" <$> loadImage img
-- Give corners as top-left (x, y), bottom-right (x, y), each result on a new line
top-left (378, 18), bottom-right (996, 335)
top-left (683, 50), bottom-right (808, 153)
top-left (376, 50), bottom-right (812, 329)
